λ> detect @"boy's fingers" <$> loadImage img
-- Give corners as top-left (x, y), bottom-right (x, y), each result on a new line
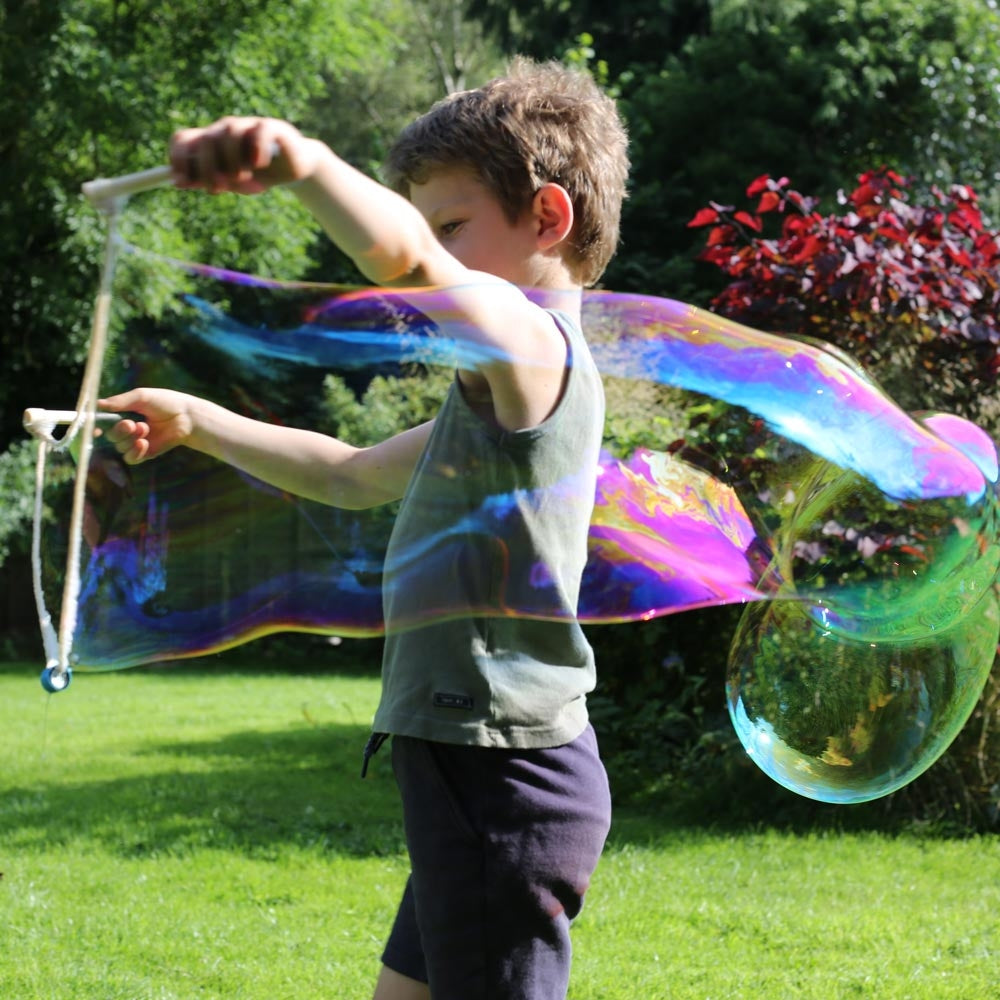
top-left (102, 419), bottom-right (140, 448)
top-left (127, 438), bottom-right (150, 464)
top-left (103, 418), bottom-right (132, 444)
top-left (220, 120), bottom-right (278, 186)
top-left (169, 118), bottom-right (296, 192)
top-left (212, 118), bottom-right (248, 179)
top-left (245, 122), bottom-right (281, 173)
top-left (171, 127), bottom-right (226, 189)
top-left (105, 420), bottom-right (150, 456)
top-left (240, 130), bottom-right (258, 172)
top-left (241, 122), bottom-right (274, 173)
top-left (197, 138), bottom-right (217, 190)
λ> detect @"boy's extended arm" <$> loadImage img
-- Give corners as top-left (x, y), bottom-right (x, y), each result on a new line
top-left (99, 388), bottom-right (432, 509)
top-left (173, 117), bottom-right (510, 289)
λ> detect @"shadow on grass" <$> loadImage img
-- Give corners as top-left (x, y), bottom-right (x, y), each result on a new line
top-left (1, 718), bottom-right (407, 860)
top-left (608, 790), bottom-right (901, 846)
top-left (2, 659), bottom-right (965, 854)
top-left (603, 753), bottom-right (988, 842)
top-left (3, 729), bottom-right (912, 870)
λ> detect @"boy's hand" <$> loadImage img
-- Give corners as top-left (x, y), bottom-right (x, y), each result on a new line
top-left (98, 389), bottom-right (198, 465)
top-left (169, 117), bottom-right (324, 194)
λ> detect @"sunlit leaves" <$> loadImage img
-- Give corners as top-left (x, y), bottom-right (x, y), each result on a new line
top-left (690, 169), bottom-right (1000, 431)
top-left (0, 0), bottom-right (413, 454)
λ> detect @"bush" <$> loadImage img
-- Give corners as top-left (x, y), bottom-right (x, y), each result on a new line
top-left (0, 440), bottom-right (40, 570)
top-left (689, 168), bottom-right (1000, 436)
top-left (625, 168), bottom-right (1000, 830)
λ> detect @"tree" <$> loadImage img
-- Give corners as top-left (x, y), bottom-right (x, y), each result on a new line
top-left (615, 0), bottom-right (1000, 296)
top-left (466, 0), bottom-right (709, 72)
top-left (303, 0), bottom-right (505, 279)
top-left (463, 0), bottom-right (1000, 299)
top-left (0, 0), bottom-right (405, 453)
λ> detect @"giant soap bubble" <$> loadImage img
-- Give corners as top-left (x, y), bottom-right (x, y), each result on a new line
top-left (36, 244), bottom-right (999, 802)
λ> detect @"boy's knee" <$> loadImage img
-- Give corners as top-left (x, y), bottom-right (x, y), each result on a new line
top-left (373, 964), bottom-right (431, 1000)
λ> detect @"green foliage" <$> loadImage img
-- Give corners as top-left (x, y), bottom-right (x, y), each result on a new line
top-left (319, 368), bottom-right (453, 446)
top-left (316, 367), bottom-right (452, 532)
top-left (0, 0), bottom-right (477, 453)
top-left (465, 0), bottom-right (709, 72)
top-left (588, 614), bottom-right (739, 803)
top-left (600, 375), bottom-right (688, 458)
top-left (0, 439), bottom-right (77, 573)
top-left (614, 0), bottom-right (1000, 296)
top-left (0, 441), bottom-right (42, 568)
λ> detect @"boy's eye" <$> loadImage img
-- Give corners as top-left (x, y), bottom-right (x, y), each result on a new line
top-left (439, 221), bottom-right (463, 238)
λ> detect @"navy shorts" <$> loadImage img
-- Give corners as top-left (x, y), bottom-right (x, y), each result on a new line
top-left (381, 725), bottom-right (612, 1000)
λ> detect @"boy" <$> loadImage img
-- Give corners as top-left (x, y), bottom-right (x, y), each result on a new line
top-left (102, 58), bottom-right (629, 1000)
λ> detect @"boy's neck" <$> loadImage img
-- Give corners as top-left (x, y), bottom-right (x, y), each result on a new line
top-left (525, 284), bottom-right (583, 321)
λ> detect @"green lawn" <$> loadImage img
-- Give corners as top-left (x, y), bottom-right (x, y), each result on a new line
top-left (1, 660), bottom-right (998, 999)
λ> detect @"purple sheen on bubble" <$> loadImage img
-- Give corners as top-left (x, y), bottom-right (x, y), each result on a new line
top-left (582, 449), bottom-right (765, 621)
top-left (43, 246), bottom-right (999, 803)
top-left (583, 294), bottom-right (989, 503)
top-left (921, 411), bottom-right (999, 482)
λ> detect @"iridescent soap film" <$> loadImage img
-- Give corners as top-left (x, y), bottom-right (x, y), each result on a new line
top-left (44, 246), bottom-right (998, 803)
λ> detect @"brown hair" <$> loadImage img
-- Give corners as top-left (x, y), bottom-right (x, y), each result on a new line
top-left (384, 57), bottom-right (629, 286)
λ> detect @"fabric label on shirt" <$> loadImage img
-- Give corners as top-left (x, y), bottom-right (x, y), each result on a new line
top-left (433, 692), bottom-right (475, 711)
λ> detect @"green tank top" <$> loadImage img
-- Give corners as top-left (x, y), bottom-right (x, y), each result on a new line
top-left (373, 311), bottom-right (604, 748)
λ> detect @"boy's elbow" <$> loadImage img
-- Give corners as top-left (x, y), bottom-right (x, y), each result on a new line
top-left (354, 212), bottom-right (441, 286)
top-left (326, 486), bottom-right (388, 510)
top-left (353, 250), bottom-right (425, 287)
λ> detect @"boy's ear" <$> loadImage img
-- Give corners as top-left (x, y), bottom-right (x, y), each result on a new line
top-left (532, 183), bottom-right (574, 250)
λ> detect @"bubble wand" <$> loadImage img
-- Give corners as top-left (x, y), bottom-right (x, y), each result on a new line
top-left (23, 163), bottom-right (176, 692)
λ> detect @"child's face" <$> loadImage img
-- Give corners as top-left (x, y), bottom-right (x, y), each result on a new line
top-left (409, 166), bottom-right (540, 285)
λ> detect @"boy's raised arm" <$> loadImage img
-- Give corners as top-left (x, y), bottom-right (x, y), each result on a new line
top-left (170, 118), bottom-right (571, 431)
top-left (170, 117), bottom-right (449, 287)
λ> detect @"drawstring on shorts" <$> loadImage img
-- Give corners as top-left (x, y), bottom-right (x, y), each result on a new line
top-left (361, 731), bottom-right (389, 777)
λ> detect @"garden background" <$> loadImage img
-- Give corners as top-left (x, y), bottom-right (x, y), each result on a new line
top-left (1, 0), bottom-right (999, 900)
top-left (2, 3), bottom-right (1000, 996)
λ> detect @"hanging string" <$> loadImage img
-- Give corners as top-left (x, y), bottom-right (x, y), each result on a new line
top-left (30, 436), bottom-right (59, 672)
